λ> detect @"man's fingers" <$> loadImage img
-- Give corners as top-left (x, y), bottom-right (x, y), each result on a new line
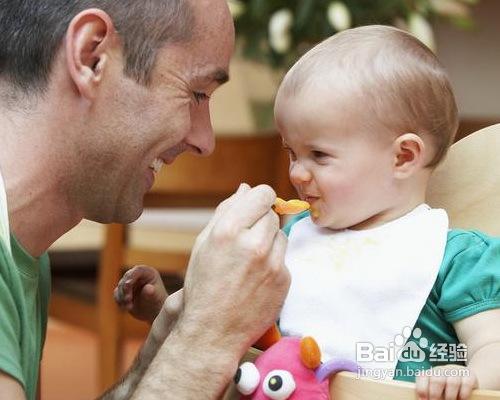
top-left (220, 185), bottom-right (276, 231)
top-left (208, 183), bottom-right (250, 225)
top-left (164, 288), bottom-right (184, 317)
top-left (265, 230), bottom-right (290, 292)
top-left (239, 209), bottom-right (280, 258)
top-left (266, 229), bottom-right (287, 267)
top-left (195, 183), bottom-right (250, 244)
top-left (193, 184), bottom-right (274, 256)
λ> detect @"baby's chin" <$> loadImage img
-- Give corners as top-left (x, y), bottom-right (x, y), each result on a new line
top-left (310, 212), bottom-right (344, 230)
top-left (311, 211), bottom-right (362, 231)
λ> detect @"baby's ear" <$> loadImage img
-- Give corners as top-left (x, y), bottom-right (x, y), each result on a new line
top-left (392, 133), bottom-right (426, 179)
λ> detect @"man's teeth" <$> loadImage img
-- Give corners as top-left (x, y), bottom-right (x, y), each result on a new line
top-left (150, 158), bottom-right (164, 174)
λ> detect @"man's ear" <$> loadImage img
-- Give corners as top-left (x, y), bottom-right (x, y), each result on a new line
top-left (65, 9), bottom-right (116, 100)
top-left (392, 133), bottom-right (426, 179)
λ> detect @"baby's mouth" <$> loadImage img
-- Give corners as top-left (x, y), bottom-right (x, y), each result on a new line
top-left (304, 196), bottom-right (321, 218)
top-left (304, 195), bottom-right (319, 204)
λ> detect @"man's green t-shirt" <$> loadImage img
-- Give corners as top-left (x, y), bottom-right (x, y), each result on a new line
top-left (284, 212), bottom-right (500, 381)
top-left (0, 234), bottom-right (51, 400)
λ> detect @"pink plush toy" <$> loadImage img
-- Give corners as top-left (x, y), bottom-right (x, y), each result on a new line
top-left (234, 336), bottom-right (359, 400)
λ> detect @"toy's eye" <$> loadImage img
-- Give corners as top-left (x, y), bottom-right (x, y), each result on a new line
top-left (234, 362), bottom-right (260, 395)
top-left (262, 370), bottom-right (296, 400)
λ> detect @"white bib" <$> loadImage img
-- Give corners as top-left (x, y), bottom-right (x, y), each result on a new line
top-left (279, 205), bottom-right (448, 374)
top-left (0, 168), bottom-right (11, 256)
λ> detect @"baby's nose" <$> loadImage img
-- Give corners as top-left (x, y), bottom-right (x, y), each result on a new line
top-left (289, 162), bottom-right (312, 184)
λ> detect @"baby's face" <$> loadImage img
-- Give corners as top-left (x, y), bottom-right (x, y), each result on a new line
top-left (275, 90), bottom-right (399, 230)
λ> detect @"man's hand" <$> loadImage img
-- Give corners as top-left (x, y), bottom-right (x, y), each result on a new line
top-left (181, 183), bottom-right (290, 354)
top-left (149, 288), bottom-right (184, 344)
top-left (130, 183), bottom-right (291, 399)
top-left (98, 289), bottom-right (183, 400)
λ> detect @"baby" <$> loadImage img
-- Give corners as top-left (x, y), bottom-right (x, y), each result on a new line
top-left (273, 25), bottom-right (500, 398)
top-left (115, 25), bottom-right (500, 399)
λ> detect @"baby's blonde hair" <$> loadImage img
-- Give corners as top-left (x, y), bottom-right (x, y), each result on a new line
top-left (279, 25), bottom-right (458, 167)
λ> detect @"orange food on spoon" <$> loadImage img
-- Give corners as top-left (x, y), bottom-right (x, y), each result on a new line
top-left (273, 197), bottom-right (310, 215)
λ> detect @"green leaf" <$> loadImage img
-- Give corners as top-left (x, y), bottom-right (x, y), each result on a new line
top-left (295, 0), bottom-right (316, 31)
top-left (449, 15), bottom-right (476, 29)
top-left (249, 0), bottom-right (271, 20)
top-left (233, 0), bottom-right (481, 70)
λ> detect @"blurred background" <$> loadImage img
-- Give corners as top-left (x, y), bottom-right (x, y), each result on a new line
top-left (43, 1), bottom-right (500, 398)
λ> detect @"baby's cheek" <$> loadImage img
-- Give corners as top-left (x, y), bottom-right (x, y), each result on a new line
top-left (325, 180), bottom-right (352, 201)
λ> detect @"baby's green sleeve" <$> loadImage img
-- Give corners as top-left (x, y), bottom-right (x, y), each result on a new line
top-left (437, 230), bottom-right (500, 323)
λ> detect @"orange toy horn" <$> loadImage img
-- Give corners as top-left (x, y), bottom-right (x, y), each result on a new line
top-left (300, 336), bottom-right (322, 369)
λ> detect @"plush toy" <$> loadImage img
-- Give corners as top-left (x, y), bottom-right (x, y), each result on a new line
top-left (234, 336), bottom-right (359, 400)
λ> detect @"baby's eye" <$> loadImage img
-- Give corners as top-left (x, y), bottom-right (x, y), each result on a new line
top-left (262, 370), bottom-right (296, 399)
top-left (193, 91), bottom-right (210, 104)
top-left (311, 150), bottom-right (329, 159)
top-left (234, 362), bottom-right (260, 395)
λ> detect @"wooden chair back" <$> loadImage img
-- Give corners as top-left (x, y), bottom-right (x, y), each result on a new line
top-left (427, 123), bottom-right (500, 235)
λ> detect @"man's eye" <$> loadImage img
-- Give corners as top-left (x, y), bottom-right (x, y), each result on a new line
top-left (193, 92), bottom-right (210, 104)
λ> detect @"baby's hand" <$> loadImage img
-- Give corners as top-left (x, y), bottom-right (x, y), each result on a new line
top-left (416, 365), bottom-right (478, 400)
top-left (114, 265), bottom-right (168, 324)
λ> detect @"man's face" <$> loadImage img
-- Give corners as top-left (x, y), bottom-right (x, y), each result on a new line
top-left (275, 87), bottom-right (398, 230)
top-left (74, 0), bottom-right (235, 223)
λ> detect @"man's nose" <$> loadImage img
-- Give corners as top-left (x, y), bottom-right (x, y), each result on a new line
top-left (186, 103), bottom-right (215, 156)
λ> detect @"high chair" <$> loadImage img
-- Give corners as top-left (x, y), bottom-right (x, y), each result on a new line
top-left (426, 123), bottom-right (500, 236)
top-left (223, 123), bottom-right (500, 399)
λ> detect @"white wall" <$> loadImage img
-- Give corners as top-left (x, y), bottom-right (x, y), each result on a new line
top-left (434, 0), bottom-right (500, 119)
top-left (211, 58), bottom-right (279, 134)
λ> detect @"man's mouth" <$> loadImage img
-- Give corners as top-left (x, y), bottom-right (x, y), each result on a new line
top-left (149, 158), bottom-right (165, 174)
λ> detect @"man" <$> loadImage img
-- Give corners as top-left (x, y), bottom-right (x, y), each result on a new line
top-left (0, 0), bottom-right (290, 399)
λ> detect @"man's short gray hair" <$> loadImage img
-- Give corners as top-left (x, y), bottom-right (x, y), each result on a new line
top-left (0, 0), bottom-right (194, 94)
